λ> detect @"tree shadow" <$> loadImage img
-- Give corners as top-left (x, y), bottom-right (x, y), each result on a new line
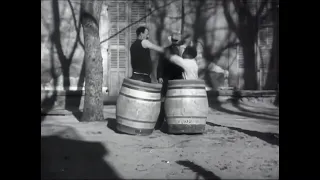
top-left (42, 0), bottom-right (85, 121)
top-left (41, 28), bottom-right (59, 123)
top-left (206, 121), bottom-right (279, 146)
top-left (222, 0), bottom-right (273, 90)
top-left (72, 111), bottom-right (83, 122)
top-left (232, 103), bottom-right (278, 117)
top-left (51, 0), bottom-right (71, 90)
top-left (176, 160), bottom-right (221, 180)
top-left (207, 91), bottom-right (278, 121)
top-left (66, 0), bottom-right (86, 116)
top-left (41, 128), bottom-right (123, 179)
top-left (230, 92), bottom-right (278, 117)
top-left (190, 0), bottom-right (238, 90)
top-left (264, 1), bottom-right (279, 90)
top-left (209, 103), bottom-right (278, 121)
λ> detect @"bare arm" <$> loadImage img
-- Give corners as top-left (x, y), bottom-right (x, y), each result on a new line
top-left (209, 63), bottom-right (226, 73)
top-left (168, 55), bottom-right (186, 70)
top-left (141, 39), bottom-right (164, 53)
top-left (150, 58), bottom-right (158, 83)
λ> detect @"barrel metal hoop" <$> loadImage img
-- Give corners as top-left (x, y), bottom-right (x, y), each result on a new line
top-left (119, 92), bottom-right (161, 102)
top-left (165, 95), bottom-right (207, 98)
top-left (124, 78), bottom-right (162, 90)
top-left (122, 83), bottom-right (161, 93)
top-left (117, 115), bottom-right (156, 124)
top-left (167, 87), bottom-right (206, 90)
top-left (166, 116), bottom-right (207, 119)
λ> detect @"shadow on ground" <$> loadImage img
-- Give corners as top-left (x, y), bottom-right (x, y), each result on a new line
top-left (41, 95), bottom-right (118, 123)
top-left (106, 118), bottom-right (128, 135)
top-left (207, 92), bottom-right (278, 121)
top-left (176, 160), bottom-right (221, 180)
top-left (230, 95), bottom-right (278, 118)
top-left (72, 111), bottom-right (82, 121)
top-left (41, 127), bottom-right (122, 179)
top-left (206, 122), bottom-right (279, 146)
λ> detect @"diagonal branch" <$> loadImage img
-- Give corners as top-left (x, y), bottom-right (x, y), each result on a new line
top-left (67, 0), bottom-right (84, 61)
top-left (258, 4), bottom-right (275, 25)
top-left (256, 0), bottom-right (269, 18)
top-left (51, 0), bottom-right (69, 67)
top-left (67, 0), bottom-right (85, 49)
top-left (223, 0), bottom-right (239, 38)
top-left (234, 0), bottom-right (253, 19)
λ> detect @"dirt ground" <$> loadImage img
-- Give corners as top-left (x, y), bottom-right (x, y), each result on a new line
top-left (41, 99), bottom-right (279, 179)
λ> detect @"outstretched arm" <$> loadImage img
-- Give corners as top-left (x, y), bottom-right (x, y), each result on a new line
top-left (141, 39), bottom-right (164, 53)
top-left (168, 54), bottom-right (186, 70)
top-left (209, 63), bottom-right (229, 77)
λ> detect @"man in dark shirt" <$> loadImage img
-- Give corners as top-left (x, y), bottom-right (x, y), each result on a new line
top-left (130, 26), bottom-right (164, 83)
top-left (157, 33), bottom-right (193, 81)
top-left (157, 34), bottom-right (193, 96)
top-left (156, 37), bottom-right (182, 98)
top-left (157, 34), bottom-right (185, 82)
top-left (158, 42), bottom-right (184, 81)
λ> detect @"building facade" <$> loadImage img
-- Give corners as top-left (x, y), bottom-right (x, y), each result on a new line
top-left (41, 0), bottom-right (278, 96)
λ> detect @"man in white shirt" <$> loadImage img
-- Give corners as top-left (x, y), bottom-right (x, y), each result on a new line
top-left (167, 45), bottom-right (199, 80)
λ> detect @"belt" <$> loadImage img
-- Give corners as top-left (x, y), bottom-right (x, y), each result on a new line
top-left (133, 72), bottom-right (149, 76)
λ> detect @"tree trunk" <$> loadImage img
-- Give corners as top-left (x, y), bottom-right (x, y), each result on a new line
top-left (181, 0), bottom-right (185, 34)
top-left (242, 38), bottom-right (258, 90)
top-left (238, 13), bottom-right (258, 90)
top-left (264, 1), bottom-right (278, 90)
top-left (80, 0), bottom-right (104, 122)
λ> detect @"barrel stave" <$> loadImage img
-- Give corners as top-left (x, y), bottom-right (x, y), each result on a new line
top-left (116, 78), bottom-right (162, 135)
top-left (164, 80), bottom-right (208, 134)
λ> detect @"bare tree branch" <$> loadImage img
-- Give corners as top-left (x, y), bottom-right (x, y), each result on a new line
top-left (67, 0), bottom-right (85, 50)
top-left (233, 0), bottom-right (253, 19)
top-left (223, 0), bottom-right (239, 38)
top-left (67, 0), bottom-right (83, 61)
top-left (256, 0), bottom-right (269, 18)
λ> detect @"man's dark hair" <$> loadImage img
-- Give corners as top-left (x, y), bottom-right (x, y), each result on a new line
top-left (182, 46), bottom-right (197, 59)
top-left (136, 26), bottom-right (148, 36)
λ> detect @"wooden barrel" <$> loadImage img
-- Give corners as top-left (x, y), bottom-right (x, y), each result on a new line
top-left (116, 78), bottom-right (162, 135)
top-left (164, 79), bottom-right (208, 134)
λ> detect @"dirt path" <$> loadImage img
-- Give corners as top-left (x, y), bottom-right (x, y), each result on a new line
top-left (41, 102), bottom-right (279, 179)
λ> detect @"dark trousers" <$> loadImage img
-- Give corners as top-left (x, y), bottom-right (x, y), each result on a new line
top-left (130, 73), bottom-right (151, 83)
top-left (160, 75), bottom-right (183, 97)
top-left (155, 76), bottom-right (182, 131)
top-left (161, 77), bottom-right (168, 97)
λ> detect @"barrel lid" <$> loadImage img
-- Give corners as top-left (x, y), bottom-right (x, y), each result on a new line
top-left (123, 78), bottom-right (162, 90)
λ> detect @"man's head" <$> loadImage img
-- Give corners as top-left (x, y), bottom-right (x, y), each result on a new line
top-left (169, 33), bottom-right (192, 46)
top-left (136, 26), bottom-right (149, 40)
top-left (182, 46), bottom-right (197, 59)
top-left (170, 33), bottom-right (181, 45)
